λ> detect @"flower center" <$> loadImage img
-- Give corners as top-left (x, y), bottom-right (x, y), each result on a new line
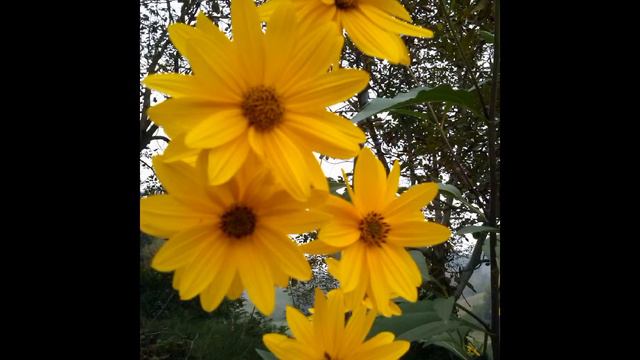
top-left (358, 212), bottom-right (390, 247)
top-left (241, 86), bottom-right (284, 132)
top-left (335, 0), bottom-right (356, 10)
top-left (220, 205), bottom-right (256, 239)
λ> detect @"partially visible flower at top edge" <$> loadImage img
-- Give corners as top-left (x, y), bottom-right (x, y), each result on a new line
top-left (263, 288), bottom-right (410, 360)
top-left (258, 0), bottom-right (434, 65)
top-left (142, 0), bottom-right (369, 201)
top-left (301, 147), bottom-right (451, 317)
top-left (140, 153), bottom-right (330, 315)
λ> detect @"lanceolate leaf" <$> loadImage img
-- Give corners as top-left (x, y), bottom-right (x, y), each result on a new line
top-left (352, 84), bottom-right (485, 123)
top-left (399, 320), bottom-right (462, 342)
top-left (457, 225), bottom-right (499, 235)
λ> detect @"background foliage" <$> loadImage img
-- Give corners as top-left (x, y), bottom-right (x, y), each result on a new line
top-left (139, 1), bottom-right (500, 359)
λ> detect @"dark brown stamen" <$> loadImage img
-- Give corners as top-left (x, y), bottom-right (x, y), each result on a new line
top-left (335, 0), bottom-right (356, 10)
top-left (358, 212), bottom-right (390, 247)
top-left (220, 205), bottom-right (256, 238)
top-left (241, 86), bottom-right (284, 132)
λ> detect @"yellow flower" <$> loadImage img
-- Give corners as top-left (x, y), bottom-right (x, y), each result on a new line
top-left (143, 0), bottom-right (369, 201)
top-left (140, 154), bottom-right (329, 315)
top-left (326, 257), bottom-right (402, 316)
top-left (263, 288), bottom-right (410, 360)
top-left (302, 147), bottom-right (451, 316)
top-left (258, 0), bottom-right (434, 65)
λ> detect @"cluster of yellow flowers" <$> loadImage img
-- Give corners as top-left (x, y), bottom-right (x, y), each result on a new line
top-left (140, 0), bottom-right (450, 358)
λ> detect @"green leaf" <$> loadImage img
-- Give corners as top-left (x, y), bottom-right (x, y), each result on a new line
top-left (255, 349), bottom-right (277, 360)
top-left (409, 250), bottom-right (429, 281)
top-left (438, 183), bottom-right (462, 199)
top-left (371, 311), bottom-right (442, 337)
top-left (390, 108), bottom-right (430, 121)
top-left (433, 297), bottom-right (456, 322)
top-left (351, 85), bottom-right (485, 123)
top-left (479, 30), bottom-right (494, 43)
top-left (458, 317), bottom-right (489, 334)
top-left (399, 320), bottom-right (462, 342)
top-left (457, 225), bottom-right (499, 235)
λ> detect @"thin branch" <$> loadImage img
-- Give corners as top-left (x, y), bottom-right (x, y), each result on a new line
top-left (426, 103), bottom-right (488, 211)
top-left (455, 303), bottom-right (494, 335)
top-left (453, 233), bottom-right (487, 299)
top-left (150, 135), bottom-right (171, 144)
top-left (140, 159), bottom-right (157, 178)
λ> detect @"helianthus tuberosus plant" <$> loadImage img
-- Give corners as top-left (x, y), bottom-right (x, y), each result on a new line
top-left (263, 288), bottom-right (410, 360)
top-left (302, 147), bottom-right (451, 317)
top-left (141, 155), bottom-right (330, 315)
top-left (257, 0), bottom-right (434, 65)
top-left (143, 0), bottom-right (369, 201)
top-left (139, 0), bottom-right (465, 359)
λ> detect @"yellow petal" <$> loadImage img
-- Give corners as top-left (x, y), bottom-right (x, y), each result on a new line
top-left (312, 288), bottom-right (331, 350)
top-left (199, 260), bottom-right (236, 312)
top-left (316, 195), bottom-right (361, 247)
top-left (282, 111), bottom-right (364, 159)
top-left (185, 109), bottom-right (248, 149)
top-left (231, 0), bottom-right (265, 86)
top-left (318, 221), bottom-right (360, 248)
top-left (151, 224), bottom-right (214, 272)
top-left (247, 126), bottom-right (265, 156)
top-left (172, 268), bottom-right (184, 290)
top-left (359, 3), bottom-right (434, 37)
top-left (167, 23), bottom-right (202, 60)
top-left (227, 273), bottom-right (244, 300)
top-left (324, 289), bottom-right (346, 355)
top-left (159, 135), bottom-right (201, 163)
top-left (254, 225), bottom-right (312, 281)
top-left (277, 23), bottom-right (343, 93)
top-left (299, 240), bottom-right (341, 255)
top-left (387, 220), bottom-right (451, 247)
top-left (178, 232), bottom-right (230, 299)
top-left (338, 306), bottom-right (377, 357)
top-left (143, 73), bottom-right (209, 98)
top-left (354, 147), bottom-right (387, 213)
top-left (360, 0), bottom-right (412, 21)
top-left (168, 24), bottom-right (242, 98)
top-left (261, 208), bottom-right (329, 234)
top-left (382, 182), bottom-right (438, 221)
top-left (354, 331), bottom-right (395, 354)
top-left (264, 1), bottom-right (297, 86)
top-left (366, 249), bottom-right (394, 316)
top-left (286, 69), bottom-right (370, 110)
top-left (355, 337), bottom-right (410, 359)
top-left (195, 12), bottom-right (225, 39)
top-left (304, 152), bottom-right (330, 192)
top-left (261, 128), bottom-right (311, 201)
top-left (383, 160), bottom-right (401, 206)
top-left (206, 136), bottom-right (251, 185)
top-left (237, 241), bottom-right (276, 315)
top-left (339, 242), bottom-right (367, 292)
top-left (389, 301), bottom-right (402, 316)
top-left (285, 306), bottom-right (315, 346)
top-left (147, 98), bottom-right (229, 137)
top-left (263, 333), bottom-right (317, 360)
top-left (185, 35), bottom-right (246, 97)
top-left (256, 0), bottom-right (280, 21)
top-left (341, 9), bottom-right (410, 65)
top-left (152, 156), bottom-right (220, 213)
top-left (376, 245), bottom-right (419, 301)
top-left (140, 195), bottom-right (209, 237)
